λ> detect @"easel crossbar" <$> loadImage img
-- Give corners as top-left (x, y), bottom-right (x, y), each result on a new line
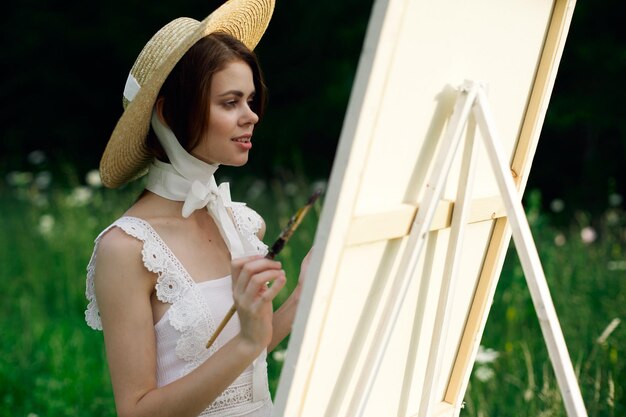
top-left (346, 196), bottom-right (506, 246)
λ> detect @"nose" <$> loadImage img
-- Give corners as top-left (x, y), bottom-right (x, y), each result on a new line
top-left (241, 102), bottom-right (259, 126)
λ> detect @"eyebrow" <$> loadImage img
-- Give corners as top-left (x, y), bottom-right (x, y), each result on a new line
top-left (217, 90), bottom-right (255, 97)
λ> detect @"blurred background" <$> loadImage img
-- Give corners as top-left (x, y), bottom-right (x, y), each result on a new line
top-left (2, 0), bottom-right (624, 212)
top-left (1, 1), bottom-right (625, 416)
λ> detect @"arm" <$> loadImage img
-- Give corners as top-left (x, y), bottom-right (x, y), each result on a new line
top-left (254, 216), bottom-right (311, 351)
top-left (95, 229), bottom-right (284, 417)
top-left (268, 249), bottom-right (312, 352)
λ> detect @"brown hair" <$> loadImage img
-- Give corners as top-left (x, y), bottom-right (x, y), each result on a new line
top-left (147, 32), bottom-right (267, 161)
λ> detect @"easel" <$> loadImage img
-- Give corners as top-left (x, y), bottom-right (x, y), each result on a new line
top-left (344, 81), bottom-right (587, 417)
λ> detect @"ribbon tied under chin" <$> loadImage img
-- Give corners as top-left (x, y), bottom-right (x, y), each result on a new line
top-left (180, 178), bottom-right (244, 257)
top-left (181, 179), bottom-right (232, 218)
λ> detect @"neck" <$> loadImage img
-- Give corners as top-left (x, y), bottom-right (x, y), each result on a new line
top-left (144, 110), bottom-right (220, 207)
top-left (150, 109), bottom-right (219, 183)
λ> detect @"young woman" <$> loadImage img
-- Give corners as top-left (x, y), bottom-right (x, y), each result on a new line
top-left (85, 1), bottom-right (308, 416)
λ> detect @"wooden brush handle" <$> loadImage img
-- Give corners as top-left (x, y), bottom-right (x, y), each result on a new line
top-left (206, 305), bottom-right (237, 349)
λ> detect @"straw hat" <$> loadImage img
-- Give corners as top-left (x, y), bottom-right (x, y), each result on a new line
top-left (99, 0), bottom-right (275, 188)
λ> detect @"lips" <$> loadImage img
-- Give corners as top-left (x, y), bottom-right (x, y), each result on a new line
top-left (232, 134), bottom-right (252, 150)
top-left (231, 134), bottom-right (251, 143)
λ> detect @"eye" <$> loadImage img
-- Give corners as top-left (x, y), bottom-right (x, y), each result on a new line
top-left (223, 99), bottom-right (238, 108)
top-left (247, 94), bottom-right (256, 109)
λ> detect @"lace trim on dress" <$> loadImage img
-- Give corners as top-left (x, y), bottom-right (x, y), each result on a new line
top-left (198, 370), bottom-right (264, 416)
top-left (85, 208), bottom-right (266, 330)
top-left (84, 208), bottom-right (269, 415)
top-left (231, 203), bottom-right (268, 255)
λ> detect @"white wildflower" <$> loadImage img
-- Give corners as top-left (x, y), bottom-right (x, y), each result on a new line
top-left (311, 179), bottom-right (328, 193)
top-left (67, 186), bottom-right (93, 206)
top-left (272, 349), bottom-right (286, 362)
top-left (580, 227), bottom-right (597, 244)
top-left (474, 365), bottom-right (495, 382)
top-left (38, 214), bottom-right (55, 236)
top-left (554, 233), bottom-right (566, 247)
top-left (475, 345), bottom-right (500, 364)
top-left (608, 193), bottom-right (623, 207)
top-left (6, 171), bottom-right (33, 186)
top-left (85, 169), bottom-right (102, 188)
top-left (27, 150), bottom-right (46, 165)
top-left (34, 171), bottom-right (52, 189)
top-left (549, 199), bottom-right (564, 213)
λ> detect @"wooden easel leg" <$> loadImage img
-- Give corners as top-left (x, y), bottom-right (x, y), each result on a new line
top-left (473, 86), bottom-right (587, 417)
top-left (417, 116), bottom-right (480, 417)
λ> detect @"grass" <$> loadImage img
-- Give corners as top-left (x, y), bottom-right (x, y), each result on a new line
top-left (0, 170), bottom-right (624, 416)
top-left (463, 191), bottom-right (626, 417)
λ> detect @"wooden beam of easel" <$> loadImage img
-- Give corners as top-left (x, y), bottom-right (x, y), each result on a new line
top-left (346, 196), bottom-right (506, 246)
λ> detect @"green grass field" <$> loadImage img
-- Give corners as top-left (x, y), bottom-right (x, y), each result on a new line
top-left (1, 171), bottom-right (624, 416)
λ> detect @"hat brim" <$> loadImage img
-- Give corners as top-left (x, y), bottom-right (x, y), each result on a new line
top-left (100, 0), bottom-right (274, 188)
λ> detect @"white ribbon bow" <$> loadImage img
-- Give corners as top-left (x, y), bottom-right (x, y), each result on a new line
top-left (180, 177), bottom-right (245, 258)
top-left (182, 178), bottom-right (231, 218)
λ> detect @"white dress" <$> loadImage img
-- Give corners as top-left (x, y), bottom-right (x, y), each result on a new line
top-left (85, 205), bottom-right (272, 417)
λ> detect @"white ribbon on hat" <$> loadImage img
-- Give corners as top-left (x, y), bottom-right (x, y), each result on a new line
top-left (123, 74), bottom-right (141, 102)
top-left (145, 110), bottom-right (269, 403)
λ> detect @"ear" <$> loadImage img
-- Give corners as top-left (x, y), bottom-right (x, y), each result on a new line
top-left (155, 97), bottom-right (167, 125)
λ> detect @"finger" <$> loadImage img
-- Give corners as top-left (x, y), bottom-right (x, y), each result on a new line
top-left (244, 260), bottom-right (281, 298)
top-left (242, 269), bottom-right (286, 303)
top-left (231, 255), bottom-right (264, 293)
top-left (234, 259), bottom-right (282, 300)
top-left (259, 271), bottom-right (287, 303)
top-left (231, 255), bottom-right (260, 281)
top-left (244, 268), bottom-right (284, 298)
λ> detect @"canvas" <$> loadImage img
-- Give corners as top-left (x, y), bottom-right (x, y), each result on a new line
top-left (274, 0), bottom-right (577, 416)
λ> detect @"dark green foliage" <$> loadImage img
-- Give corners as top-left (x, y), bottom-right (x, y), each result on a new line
top-left (530, 1), bottom-right (626, 213)
top-left (3, 1), bottom-right (622, 213)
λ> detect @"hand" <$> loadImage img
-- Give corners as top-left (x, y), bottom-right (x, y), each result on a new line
top-left (231, 255), bottom-right (286, 351)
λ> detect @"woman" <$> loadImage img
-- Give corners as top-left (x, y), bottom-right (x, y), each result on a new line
top-left (85, 1), bottom-right (308, 416)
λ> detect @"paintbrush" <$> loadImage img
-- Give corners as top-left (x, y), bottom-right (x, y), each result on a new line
top-left (206, 189), bottom-right (322, 349)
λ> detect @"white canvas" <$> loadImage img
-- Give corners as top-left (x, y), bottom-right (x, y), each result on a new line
top-left (274, 0), bottom-right (576, 416)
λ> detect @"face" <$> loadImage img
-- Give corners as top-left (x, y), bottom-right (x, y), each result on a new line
top-left (191, 60), bottom-right (259, 166)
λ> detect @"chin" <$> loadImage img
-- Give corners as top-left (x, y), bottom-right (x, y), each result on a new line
top-left (226, 156), bottom-right (249, 167)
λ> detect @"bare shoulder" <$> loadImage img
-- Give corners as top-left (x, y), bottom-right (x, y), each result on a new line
top-left (96, 226), bottom-right (143, 263)
top-left (94, 226), bottom-right (155, 295)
